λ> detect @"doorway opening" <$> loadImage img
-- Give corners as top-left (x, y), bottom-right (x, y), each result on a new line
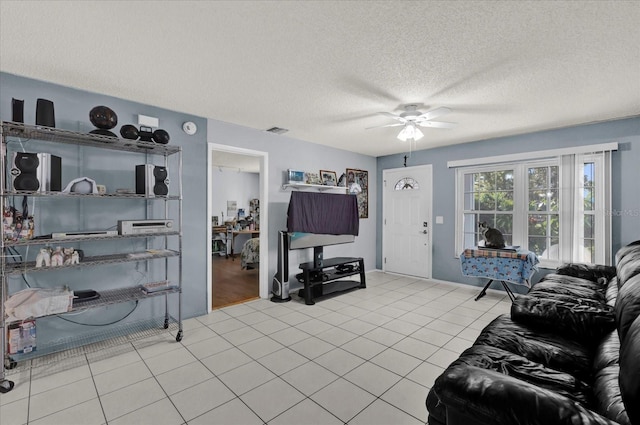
top-left (207, 144), bottom-right (268, 312)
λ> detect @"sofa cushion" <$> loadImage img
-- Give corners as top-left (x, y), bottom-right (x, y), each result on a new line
top-left (474, 314), bottom-right (593, 381)
top-left (615, 274), bottom-right (640, 342)
top-left (432, 365), bottom-right (619, 425)
top-left (619, 315), bottom-right (640, 425)
top-left (448, 344), bottom-right (591, 404)
top-left (511, 294), bottom-right (615, 344)
top-left (556, 263), bottom-right (617, 283)
top-left (529, 275), bottom-right (606, 300)
top-left (592, 365), bottom-right (631, 425)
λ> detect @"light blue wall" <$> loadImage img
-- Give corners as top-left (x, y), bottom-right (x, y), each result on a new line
top-left (0, 73), bottom-right (209, 343)
top-left (207, 119), bottom-right (378, 289)
top-left (377, 116), bottom-right (640, 291)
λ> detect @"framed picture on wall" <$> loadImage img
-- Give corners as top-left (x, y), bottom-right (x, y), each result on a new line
top-left (346, 168), bottom-right (368, 218)
top-left (320, 170), bottom-right (337, 186)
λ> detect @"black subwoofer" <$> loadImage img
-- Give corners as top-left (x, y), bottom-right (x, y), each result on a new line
top-left (136, 164), bottom-right (168, 197)
top-left (11, 152), bottom-right (62, 192)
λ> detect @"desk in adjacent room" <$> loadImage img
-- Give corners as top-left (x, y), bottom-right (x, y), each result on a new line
top-left (460, 248), bottom-right (539, 302)
top-left (229, 230), bottom-right (260, 259)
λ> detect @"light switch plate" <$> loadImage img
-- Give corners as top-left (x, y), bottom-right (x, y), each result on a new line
top-left (436, 216), bottom-right (444, 224)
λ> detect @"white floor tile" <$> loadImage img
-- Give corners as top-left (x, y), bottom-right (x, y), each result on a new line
top-left (341, 336), bottom-right (387, 360)
top-left (313, 347), bottom-right (366, 376)
top-left (363, 327), bottom-right (406, 347)
top-left (380, 378), bottom-right (430, 422)
top-left (109, 398), bottom-right (183, 425)
top-left (289, 336), bottom-right (335, 360)
top-left (343, 361), bottom-right (401, 397)
top-left (0, 397), bottom-right (29, 425)
top-left (406, 362), bottom-right (445, 389)
top-left (29, 398), bottom-right (105, 425)
top-left (281, 361), bottom-right (338, 396)
top-left (349, 398), bottom-right (424, 425)
top-left (240, 378), bottom-right (306, 422)
top-left (315, 326), bottom-right (358, 346)
top-left (269, 398), bottom-right (342, 425)
top-left (238, 335), bottom-right (285, 360)
top-left (99, 377), bottom-right (165, 421)
top-left (200, 346), bottom-right (253, 375)
top-left (427, 347), bottom-right (460, 369)
top-left (370, 347), bottom-right (423, 377)
top-left (184, 334), bottom-right (234, 359)
top-left (257, 347), bottom-right (309, 375)
top-left (170, 377), bottom-right (236, 422)
top-left (310, 378), bottom-right (376, 422)
top-left (143, 345), bottom-right (198, 376)
top-left (410, 327), bottom-right (454, 347)
top-left (222, 326), bottom-right (264, 346)
top-left (188, 398), bottom-right (262, 425)
top-left (30, 364), bottom-right (92, 395)
top-left (392, 337), bottom-right (439, 361)
top-left (219, 361), bottom-right (277, 395)
top-left (94, 360), bottom-right (152, 395)
top-left (28, 377), bottom-right (97, 422)
top-left (156, 361), bottom-right (215, 396)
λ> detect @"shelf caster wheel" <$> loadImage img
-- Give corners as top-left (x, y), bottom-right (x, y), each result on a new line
top-left (176, 330), bottom-right (183, 342)
top-left (163, 319), bottom-right (169, 329)
top-left (0, 379), bottom-right (15, 394)
top-left (5, 359), bottom-right (17, 370)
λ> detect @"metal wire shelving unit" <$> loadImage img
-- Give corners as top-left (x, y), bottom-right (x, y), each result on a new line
top-left (0, 121), bottom-right (183, 393)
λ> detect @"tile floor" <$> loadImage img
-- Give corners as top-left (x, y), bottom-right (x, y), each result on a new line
top-left (0, 272), bottom-right (511, 425)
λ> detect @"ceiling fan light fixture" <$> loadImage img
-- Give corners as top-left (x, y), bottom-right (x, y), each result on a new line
top-left (397, 123), bottom-right (424, 142)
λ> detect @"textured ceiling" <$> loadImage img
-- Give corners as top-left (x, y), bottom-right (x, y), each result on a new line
top-left (1, 1), bottom-right (639, 157)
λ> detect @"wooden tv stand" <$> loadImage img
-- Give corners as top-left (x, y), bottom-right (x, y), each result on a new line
top-left (297, 257), bottom-right (365, 305)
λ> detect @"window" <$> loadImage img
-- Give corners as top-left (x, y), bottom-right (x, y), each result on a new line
top-left (455, 152), bottom-right (612, 267)
top-left (394, 177), bottom-right (419, 191)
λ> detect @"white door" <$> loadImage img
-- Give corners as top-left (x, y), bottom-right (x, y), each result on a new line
top-left (383, 165), bottom-right (432, 278)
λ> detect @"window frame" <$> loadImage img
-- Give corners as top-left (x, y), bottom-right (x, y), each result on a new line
top-left (455, 153), bottom-right (610, 268)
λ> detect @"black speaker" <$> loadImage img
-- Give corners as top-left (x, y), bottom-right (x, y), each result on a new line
top-left (35, 98), bottom-right (55, 128)
top-left (136, 164), bottom-right (168, 197)
top-left (12, 98), bottom-right (24, 123)
top-left (11, 153), bottom-right (62, 192)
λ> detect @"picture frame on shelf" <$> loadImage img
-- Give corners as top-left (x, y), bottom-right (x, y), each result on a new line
top-left (320, 170), bottom-right (337, 186)
top-left (305, 172), bottom-right (321, 185)
top-left (346, 168), bottom-right (369, 218)
top-left (288, 169), bottom-right (305, 184)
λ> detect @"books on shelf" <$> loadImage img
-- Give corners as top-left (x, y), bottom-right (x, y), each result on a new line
top-left (141, 281), bottom-right (178, 294)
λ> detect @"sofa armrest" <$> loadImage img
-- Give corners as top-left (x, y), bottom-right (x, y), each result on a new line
top-left (432, 365), bottom-right (618, 425)
top-left (555, 263), bottom-right (616, 283)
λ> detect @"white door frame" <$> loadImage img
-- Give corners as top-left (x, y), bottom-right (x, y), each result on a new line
top-left (382, 164), bottom-right (433, 279)
top-left (207, 143), bottom-right (269, 312)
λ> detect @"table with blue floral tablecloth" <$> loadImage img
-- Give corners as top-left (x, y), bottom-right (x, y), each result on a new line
top-left (460, 248), bottom-right (539, 301)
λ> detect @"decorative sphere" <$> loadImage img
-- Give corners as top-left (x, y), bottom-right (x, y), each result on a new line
top-left (152, 129), bottom-right (170, 144)
top-left (120, 124), bottom-right (139, 140)
top-left (89, 106), bottom-right (118, 129)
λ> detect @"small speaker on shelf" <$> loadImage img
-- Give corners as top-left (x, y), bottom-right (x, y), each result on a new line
top-left (10, 152), bottom-right (62, 192)
top-left (136, 164), bottom-right (168, 197)
top-left (35, 98), bottom-right (55, 128)
top-left (12, 98), bottom-right (24, 123)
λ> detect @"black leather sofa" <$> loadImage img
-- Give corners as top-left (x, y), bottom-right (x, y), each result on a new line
top-left (426, 241), bottom-right (640, 425)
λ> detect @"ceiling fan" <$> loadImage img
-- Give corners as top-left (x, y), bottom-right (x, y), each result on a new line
top-left (366, 104), bottom-right (456, 141)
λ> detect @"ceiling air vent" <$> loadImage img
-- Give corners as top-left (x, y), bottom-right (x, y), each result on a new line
top-left (265, 126), bottom-right (289, 135)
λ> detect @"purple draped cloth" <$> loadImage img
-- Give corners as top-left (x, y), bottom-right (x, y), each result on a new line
top-left (287, 191), bottom-right (359, 236)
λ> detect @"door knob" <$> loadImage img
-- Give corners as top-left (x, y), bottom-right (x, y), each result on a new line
top-left (419, 230), bottom-right (428, 234)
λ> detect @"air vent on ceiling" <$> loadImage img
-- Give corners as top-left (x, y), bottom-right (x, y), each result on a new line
top-left (265, 126), bottom-right (289, 135)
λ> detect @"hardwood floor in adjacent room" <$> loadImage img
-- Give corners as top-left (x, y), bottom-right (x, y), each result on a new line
top-left (212, 254), bottom-right (259, 309)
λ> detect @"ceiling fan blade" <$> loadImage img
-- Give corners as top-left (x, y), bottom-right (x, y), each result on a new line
top-left (378, 112), bottom-right (407, 123)
top-left (416, 107), bottom-right (451, 121)
top-left (418, 121), bottom-right (457, 129)
top-left (365, 123), bottom-right (405, 130)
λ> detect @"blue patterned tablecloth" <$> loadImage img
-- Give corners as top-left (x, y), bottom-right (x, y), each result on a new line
top-left (460, 248), bottom-right (539, 287)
